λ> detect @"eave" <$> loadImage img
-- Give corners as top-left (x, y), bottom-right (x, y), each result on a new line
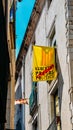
top-left (16, 0), bottom-right (46, 80)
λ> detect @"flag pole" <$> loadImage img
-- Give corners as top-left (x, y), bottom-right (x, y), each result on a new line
top-left (21, 56), bottom-right (25, 130)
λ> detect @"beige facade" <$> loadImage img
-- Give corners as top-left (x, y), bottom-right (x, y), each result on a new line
top-left (0, 0), bottom-right (15, 129)
top-left (5, 0), bottom-right (15, 129)
top-left (15, 0), bottom-right (73, 130)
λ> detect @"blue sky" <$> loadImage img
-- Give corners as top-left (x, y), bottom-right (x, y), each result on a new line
top-left (16, 0), bottom-right (35, 58)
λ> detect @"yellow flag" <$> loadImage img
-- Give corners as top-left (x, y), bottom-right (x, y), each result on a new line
top-left (32, 45), bottom-right (57, 81)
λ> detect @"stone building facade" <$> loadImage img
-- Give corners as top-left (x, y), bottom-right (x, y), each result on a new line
top-left (1, 0), bottom-right (15, 129)
top-left (5, 0), bottom-right (15, 129)
top-left (15, 0), bottom-right (73, 130)
top-left (0, 1), bottom-right (10, 129)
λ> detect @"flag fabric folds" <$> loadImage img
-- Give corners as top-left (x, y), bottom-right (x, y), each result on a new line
top-left (15, 98), bottom-right (28, 105)
top-left (10, 1), bottom-right (14, 22)
top-left (32, 45), bottom-right (57, 81)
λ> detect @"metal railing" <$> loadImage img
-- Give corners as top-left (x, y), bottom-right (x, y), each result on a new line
top-left (47, 118), bottom-right (57, 130)
top-left (29, 85), bottom-right (37, 115)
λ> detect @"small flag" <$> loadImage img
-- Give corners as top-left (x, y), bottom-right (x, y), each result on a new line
top-left (32, 45), bottom-right (57, 81)
top-left (15, 98), bottom-right (29, 105)
top-left (10, 2), bottom-right (14, 22)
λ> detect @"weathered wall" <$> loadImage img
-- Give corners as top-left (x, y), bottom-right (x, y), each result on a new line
top-left (16, 0), bottom-right (73, 130)
top-left (35, 0), bottom-right (71, 129)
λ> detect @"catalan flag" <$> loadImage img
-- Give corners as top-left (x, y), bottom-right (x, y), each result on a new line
top-left (15, 98), bottom-right (29, 105)
top-left (32, 45), bottom-right (57, 81)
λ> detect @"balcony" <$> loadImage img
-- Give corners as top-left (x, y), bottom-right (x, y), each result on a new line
top-left (47, 116), bottom-right (60, 130)
top-left (47, 118), bottom-right (57, 130)
top-left (29, 82), bottom-right (37, 115)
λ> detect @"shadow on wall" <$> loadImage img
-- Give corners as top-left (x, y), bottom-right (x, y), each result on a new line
top-left (16, 119), bottom-right (22, 130)
top-left (56, 50), bottom-right (64, 112)
top-left (15, 81), bottom-right (22, 130)
top-left (0, 0), bottom-right (10, 124)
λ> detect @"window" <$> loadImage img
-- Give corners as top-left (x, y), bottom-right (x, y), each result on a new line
top-left (29, 82), bottom-right (37, 115)
top-left (54, 90), bottom-right (60, 117)
top-left (54, 90), bottom-right (61, 130)
top-left (47, 0), bottom-right (52, 9)
top-left (47, 26), bottom-right (57, 84)
top-left (49, 26), bottom-right (56, 47)
top-left (48, 89), bottom-right (61, 130)
top-left (32, 119), bottom-right (38, 130)
top-left (49, 26), bottom-right (58, 71)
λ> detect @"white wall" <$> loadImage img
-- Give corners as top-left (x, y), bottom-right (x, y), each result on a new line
top-left (24, 0), bottom-right (71, 129)
top-left (25, 44), bottom-right (33, 130)
top-left (35, 0), bottom-right (71, 129)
